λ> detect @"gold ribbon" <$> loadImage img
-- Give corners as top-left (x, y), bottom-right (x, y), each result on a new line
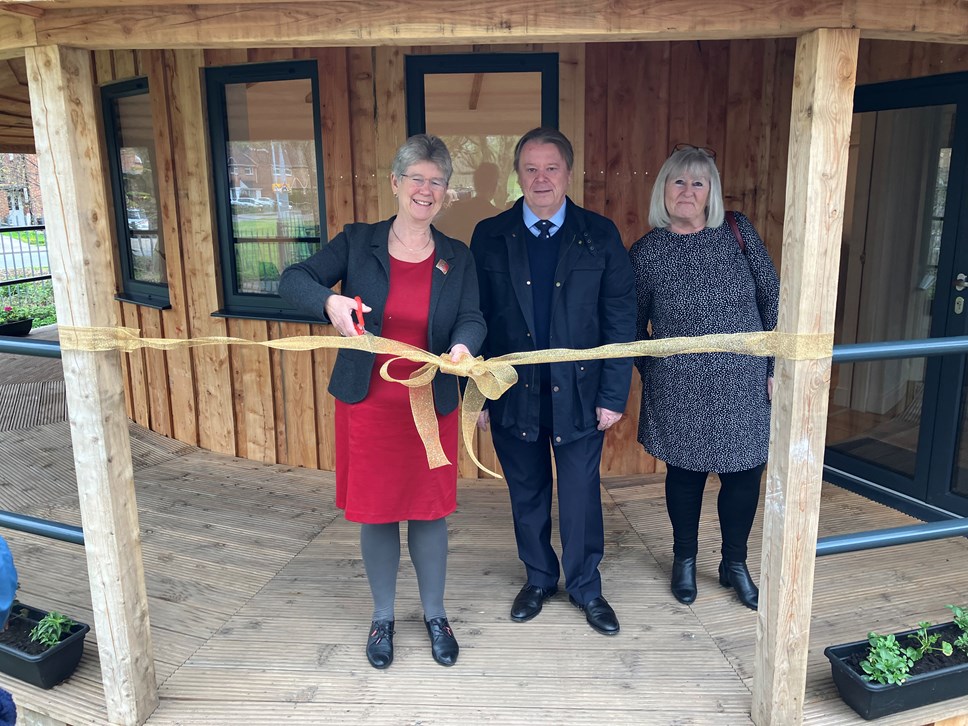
top-left (59, 326), bottom-right (833, 478)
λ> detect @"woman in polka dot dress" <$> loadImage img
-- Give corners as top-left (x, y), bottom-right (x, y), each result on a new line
top-left (629, 145), bottom-right (779, 610)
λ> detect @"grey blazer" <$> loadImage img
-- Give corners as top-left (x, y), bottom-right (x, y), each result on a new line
top-left (278, 218), bottom-right (486, 414)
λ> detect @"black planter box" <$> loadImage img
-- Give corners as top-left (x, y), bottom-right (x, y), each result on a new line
top-left (825, 622), bottom-right (968, 720)
top-left (0, 604), bottom-right (90, 689)
top-left (0, 318), bottom-right (32, 337)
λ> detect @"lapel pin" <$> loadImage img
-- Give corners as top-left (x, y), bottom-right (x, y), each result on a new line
top-left (436, 259), bottom-right (449, 275)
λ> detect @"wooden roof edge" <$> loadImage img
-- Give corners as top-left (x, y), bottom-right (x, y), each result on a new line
top-left (0, 2), bottom-right (965, 52)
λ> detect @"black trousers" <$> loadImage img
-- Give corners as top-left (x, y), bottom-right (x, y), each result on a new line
top-left (491, 425), bottom-right (605, 605)
top-left (664, 463), bottom-right (765, 562)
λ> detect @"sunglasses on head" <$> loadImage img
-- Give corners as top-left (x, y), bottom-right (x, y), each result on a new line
top-left (672, 143), bottom-right (717, 159)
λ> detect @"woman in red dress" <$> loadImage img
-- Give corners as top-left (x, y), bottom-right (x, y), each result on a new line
top-left (279, 135), bottom-right (486, 669)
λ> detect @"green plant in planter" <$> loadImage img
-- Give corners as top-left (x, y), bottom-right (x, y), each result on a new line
top-left (0, 305), bottom-right (30, 324)
top-left (911, 620), bottom-right (954, 659)
top-left (860, 632), bottom-right (918, 685)
top-left (29, 611), bottom-right (76, 648)
top-left (950, 604), bottom-right (968, 654)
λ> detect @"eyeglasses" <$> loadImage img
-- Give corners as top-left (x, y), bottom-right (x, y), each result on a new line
top-left (672, 143), bottom-right (717, 159)
top-left (400, 174), bottom-right (448, 191)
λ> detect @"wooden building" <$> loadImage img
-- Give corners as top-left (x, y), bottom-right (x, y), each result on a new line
top-left (0, 0), bottom-right (967, 724)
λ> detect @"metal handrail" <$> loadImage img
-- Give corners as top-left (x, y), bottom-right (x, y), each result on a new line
top-left (0, 337), bottom-right (60, 358)
top-left (0, 510), bottom-right (84, 546)
top-left (0, 224), bottom-right (44, 234)
top-left (0, 274), bottom-right (52, 288)
top-left (832, 335), bottom-right (968, 363)
top-left (816, 517), bottom-right (968, 556)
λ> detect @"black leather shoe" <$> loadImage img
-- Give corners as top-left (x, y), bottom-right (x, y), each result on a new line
top-left (365, 619), bottom-right (394, 669)
top-left (510, 584), bottom-right (558, 622)
top-left (719, 559), bottom-right (759, 610)
top-left (671, 556), bottom-right (697, 604)
top-left (569, 594), bottom-right (620, 635)
top-left (425, 617), bottom-right (459, 666)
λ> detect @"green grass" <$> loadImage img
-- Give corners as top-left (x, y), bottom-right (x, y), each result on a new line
top-left (235, 219), bottom-right (280, 238)
top-left (4, 229), bottom-right (46, 247)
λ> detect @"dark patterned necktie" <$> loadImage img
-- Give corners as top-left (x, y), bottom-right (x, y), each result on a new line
top-left (535, 219), bottom-right (553, 240)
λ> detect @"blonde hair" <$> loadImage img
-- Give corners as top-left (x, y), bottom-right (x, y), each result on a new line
top-left (648, 147), bottom-right (724, 229)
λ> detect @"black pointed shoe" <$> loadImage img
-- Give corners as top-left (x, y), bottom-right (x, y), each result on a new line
top-left (569, 594), bottom-right (620, 635)
top-left (671, 556), bottom-right (698, 604)
top-left (365, 619), bottom-right (394, 669)
top-left (719, 559), bottom-right (759, 610)
top-left (425, 617), bottom-right (459, 666)
top-left (510, 583), bottom-right (558, 622)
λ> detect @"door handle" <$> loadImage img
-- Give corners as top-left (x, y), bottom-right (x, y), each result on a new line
top-left (956, 273), bottom-right (968, 292)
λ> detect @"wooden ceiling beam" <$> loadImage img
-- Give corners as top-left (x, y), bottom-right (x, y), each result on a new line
top-left (2, 1), bottom-right (961, 51)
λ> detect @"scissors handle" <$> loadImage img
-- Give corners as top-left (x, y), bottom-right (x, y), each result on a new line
top-left (353, 296), bottom-right (366, 335)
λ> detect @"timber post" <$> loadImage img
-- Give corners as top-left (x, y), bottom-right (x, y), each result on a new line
top-left (751, 27), bottom-right (859, 726)
top-left (25, 44), bottom-right (159, 725)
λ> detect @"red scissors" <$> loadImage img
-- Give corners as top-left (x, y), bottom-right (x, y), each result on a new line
top-left (352, 296), bottom-right (366, 335)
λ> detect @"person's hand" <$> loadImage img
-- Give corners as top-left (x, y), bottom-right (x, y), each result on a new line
top-left (477, 409), bottom-right (490, 432)
top-left (450, 343), bottom-right (472, 363)
top-left (324, 294), bottom-right (371, 337)
top-left (596, 407), bottom-right (622, 431)
top-left (767, 376), bottom-right (774, 401)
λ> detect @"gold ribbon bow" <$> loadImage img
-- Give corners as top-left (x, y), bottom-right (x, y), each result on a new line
top-left (378, 351), bottom-right (518, 478)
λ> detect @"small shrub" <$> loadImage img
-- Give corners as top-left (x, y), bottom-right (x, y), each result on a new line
top-left (29, 611), bottom-right (76, 648)
top-left (860, 632), bottom-right (918, 685)
top-left (0, 304), bottom-right (30, 324)
top-left (911, 620), bottom-right (953, 659)
top-left (950, 605), bottom-right (968, 655)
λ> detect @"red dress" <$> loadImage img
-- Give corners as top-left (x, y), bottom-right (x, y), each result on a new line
top-left (334, 254), bottom-right (459, 523)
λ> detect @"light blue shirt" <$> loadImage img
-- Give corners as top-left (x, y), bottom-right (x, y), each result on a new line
top-left (523, 201), bottom-right (567, 237)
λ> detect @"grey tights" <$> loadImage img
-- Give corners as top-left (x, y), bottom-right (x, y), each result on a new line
top-left (360, 517), bottom-right (448, 622)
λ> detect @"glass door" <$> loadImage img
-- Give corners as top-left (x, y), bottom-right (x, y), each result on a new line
top-left (825, 73), bottom-right (968, 517)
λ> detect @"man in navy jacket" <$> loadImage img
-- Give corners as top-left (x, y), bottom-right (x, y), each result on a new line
top-left (470, 128), bottom-right (636, 635)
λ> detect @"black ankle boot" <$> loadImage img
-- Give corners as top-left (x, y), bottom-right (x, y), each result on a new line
top-left (718, 559), bottom-right (758, 610)
top-left (671, 556), bottom-right (697, 604)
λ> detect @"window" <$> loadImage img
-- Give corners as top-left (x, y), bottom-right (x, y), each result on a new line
top-left (206, 61), bottom-right (326, 317)
top-left (406, 53), bottom-right (558, 243)
top-left (102, 78), bottom-right (169, 307)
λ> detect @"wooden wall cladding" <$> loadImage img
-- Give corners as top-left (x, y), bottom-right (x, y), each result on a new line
top-left (584, 39), bottom-right (797, 475)
top-left (858, 40), bottom-right (968, 85)
top-left (98, 38), bottom-right (968, 479)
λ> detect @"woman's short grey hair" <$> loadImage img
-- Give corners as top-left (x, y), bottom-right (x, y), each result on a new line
top-left (391, 134), bottom-right (453, 183)
top-left (648, 147), bottom-right (725, 230)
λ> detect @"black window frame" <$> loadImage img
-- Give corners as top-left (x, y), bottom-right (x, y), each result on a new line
top-left (404, 52), bottom-right (560, 136)
top-left (206, 60), bottom-right (327, 320)
top-left (101, 77), bottom-right (171, 309)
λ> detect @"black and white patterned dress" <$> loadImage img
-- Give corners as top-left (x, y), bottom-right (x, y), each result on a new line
top-left (629, 212), bottom-right (780, 473)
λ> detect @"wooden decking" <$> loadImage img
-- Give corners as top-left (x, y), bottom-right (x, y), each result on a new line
top-left (2, 333), bottom-right (968, 724)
